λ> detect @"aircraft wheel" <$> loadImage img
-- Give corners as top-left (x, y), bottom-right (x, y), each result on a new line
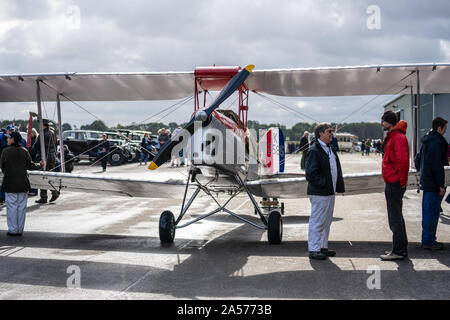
top-left (159, 210), bottom-right (176, 243)
top-left (267, 210), bottom-right (282, 245)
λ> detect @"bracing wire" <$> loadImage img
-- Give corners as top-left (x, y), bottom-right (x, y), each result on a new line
top-left (253, 91), bottom-right (319, 123)
top-left (39, 79), bottom-right (192, 177)
top-left (256, 70), bottom-right (416, 168)
top-left (337, 71), bottom-right (415, 125)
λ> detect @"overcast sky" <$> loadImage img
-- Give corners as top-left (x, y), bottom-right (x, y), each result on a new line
top-left (1, 0), bottom-right (450, 128)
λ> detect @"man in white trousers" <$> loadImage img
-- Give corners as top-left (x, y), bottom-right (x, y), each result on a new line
top-left (305, 123), bottom-right (345, 260)
top-left (0, 132), bottom-right (44, 236)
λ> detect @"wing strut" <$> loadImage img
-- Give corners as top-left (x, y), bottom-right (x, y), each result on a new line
top-left (36, 80), bottom-right (46, 166)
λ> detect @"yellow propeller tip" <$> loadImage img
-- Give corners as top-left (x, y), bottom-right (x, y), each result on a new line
top-left (244, 64), bottom-right (255, 73)
top-left (148, 162), bottom-right (159, 170)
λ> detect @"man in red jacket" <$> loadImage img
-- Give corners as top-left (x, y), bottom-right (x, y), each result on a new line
top-left (380, 111), bottom-right (410, 261)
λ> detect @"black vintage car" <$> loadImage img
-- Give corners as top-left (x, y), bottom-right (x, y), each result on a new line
top-left (62, 130), bottom-right (138, 166)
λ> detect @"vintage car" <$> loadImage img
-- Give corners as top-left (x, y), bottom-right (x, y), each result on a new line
top-left (62, 130), bottom-right (139, 166)
top-left (109, 129), bottom-right (158, 162)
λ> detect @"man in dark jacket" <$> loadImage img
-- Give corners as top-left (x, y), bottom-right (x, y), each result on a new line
top-left (380, 111), bottom-right (410, 261)
top-left (299, 131), bottom-right (310, 170)
top-left (415, 117), bottom-right (448, 250)
top-left (32, 119), bottom-right (59, 203)
top-left (97, 133), bottom-right (110, 172)
top-left (305, 123), bottom-right (345, 260)
top-left (0, 132), bottom-right (44, 235)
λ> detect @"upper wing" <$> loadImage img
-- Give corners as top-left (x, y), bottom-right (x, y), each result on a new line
top-left (0, 71), bottom-right (195, 102)
top-left (3, 63), bottom-right (450, 103)
top-left (248, 63), bottom-right (450, 97)
top-left (0, 171), bottom-right (191, 199)
top-left (246, 168), bottom-right (450, 199)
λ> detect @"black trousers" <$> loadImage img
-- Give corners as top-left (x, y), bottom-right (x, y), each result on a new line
top-left (40, 155), bottom-right (58, 200)
top-left (100, 154), bottom-right (108, 170)
top-left (301, 151), bottom-right (307, 169)
top-left (385, 182), bottom-right (408, 255)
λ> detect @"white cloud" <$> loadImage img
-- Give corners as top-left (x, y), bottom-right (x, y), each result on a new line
top-left (440, 39), bottom-right (450, 60)
top-left (295, 101), bottom-right (307, 109)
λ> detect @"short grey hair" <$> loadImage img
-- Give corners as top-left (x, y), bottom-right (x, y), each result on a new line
top-left (313, 122), bottom-right (332, 140)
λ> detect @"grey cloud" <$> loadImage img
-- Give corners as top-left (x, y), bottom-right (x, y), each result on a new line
top-left (1, 0), bottom-right (449, 127)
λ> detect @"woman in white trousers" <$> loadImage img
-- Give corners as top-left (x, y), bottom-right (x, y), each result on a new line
top-left (0, 132), bottom-right (43, 236)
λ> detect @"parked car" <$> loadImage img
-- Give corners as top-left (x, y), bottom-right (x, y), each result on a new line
top-left (109, 129), bottom-right (158, 162)
top-left (62, 130), bottom-right (138, 166)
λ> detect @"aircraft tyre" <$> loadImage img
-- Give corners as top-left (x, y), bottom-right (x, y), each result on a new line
top-left (267, 210), bottom-right (282, 245)
top-left (159, 210), bottom-right (176, 243)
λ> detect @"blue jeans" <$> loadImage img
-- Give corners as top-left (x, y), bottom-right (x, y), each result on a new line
top-left (422, 191), bottom-right (441, 245)
top-left (140, 150), bottom-right (150, 163)
top-left (0, 191), bottom-right (5, 202)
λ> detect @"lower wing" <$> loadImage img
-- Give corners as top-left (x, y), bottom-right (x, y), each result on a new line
top-left (246, 168), bottom-right (450, 199)
top-left (0, 171), bottom-right (189, 198)
top-left (1, 168), bottom-right (449, 200)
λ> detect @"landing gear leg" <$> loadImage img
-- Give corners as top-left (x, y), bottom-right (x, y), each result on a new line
top-left (159, 169), bottom-right (201, 244)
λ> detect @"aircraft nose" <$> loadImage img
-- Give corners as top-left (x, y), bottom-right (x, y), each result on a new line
top-left (194, 110), bottom-right (208, 122)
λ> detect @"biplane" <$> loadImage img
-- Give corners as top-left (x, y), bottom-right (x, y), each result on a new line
top-left (2, 63), bottom-right (450, 244)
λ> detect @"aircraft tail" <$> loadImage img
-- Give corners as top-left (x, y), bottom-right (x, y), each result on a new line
top-left (258, 127), bottom-right (285, 175)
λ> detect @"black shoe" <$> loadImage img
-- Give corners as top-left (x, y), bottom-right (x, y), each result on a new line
top-left (309, 251), bottom-right (327, 260)
top-left (320, 248), bottom-right (336, 257)
top-left (49, 192), bottom-right (59, 203)
top-left (422, 242), bottom-right (444, 250)
top-left (35, 198), bottom-right (47, 204)
top-left (7, 232), bottom-right (22, 236)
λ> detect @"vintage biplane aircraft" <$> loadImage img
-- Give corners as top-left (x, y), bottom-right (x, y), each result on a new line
top-left (1, 63), bottom-right (450, 244)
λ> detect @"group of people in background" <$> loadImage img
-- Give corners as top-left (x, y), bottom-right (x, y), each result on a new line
top-left (0, 119), bottom-right (60, 236)
top-left (303, 110), bottom-right (448, 260)
top-left (360, 138), bottom-right (383, 156)
top-left (139, 127), bottom-right (185, 167)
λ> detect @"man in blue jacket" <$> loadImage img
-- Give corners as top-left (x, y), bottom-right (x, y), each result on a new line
top-left (415, 117), bottom-right (448, 250)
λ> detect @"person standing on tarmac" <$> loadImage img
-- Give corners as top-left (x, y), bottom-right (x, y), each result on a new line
top-left (379, 111), bottom-right (410, 261)
top-left (32, 119), bottom-right (59, 204)
top-left (415, 117), bottom-right (448, 250)
top-left (98, 133), bottom-right (110, 172)
top-left (305, 123), bottom-right (345, 260)
top-left (1, 132), bottom-right (45, 236)
top-left (299, 131), bottom-right (310, 170)
top-left (0, 125), bottom-right (17, 204)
